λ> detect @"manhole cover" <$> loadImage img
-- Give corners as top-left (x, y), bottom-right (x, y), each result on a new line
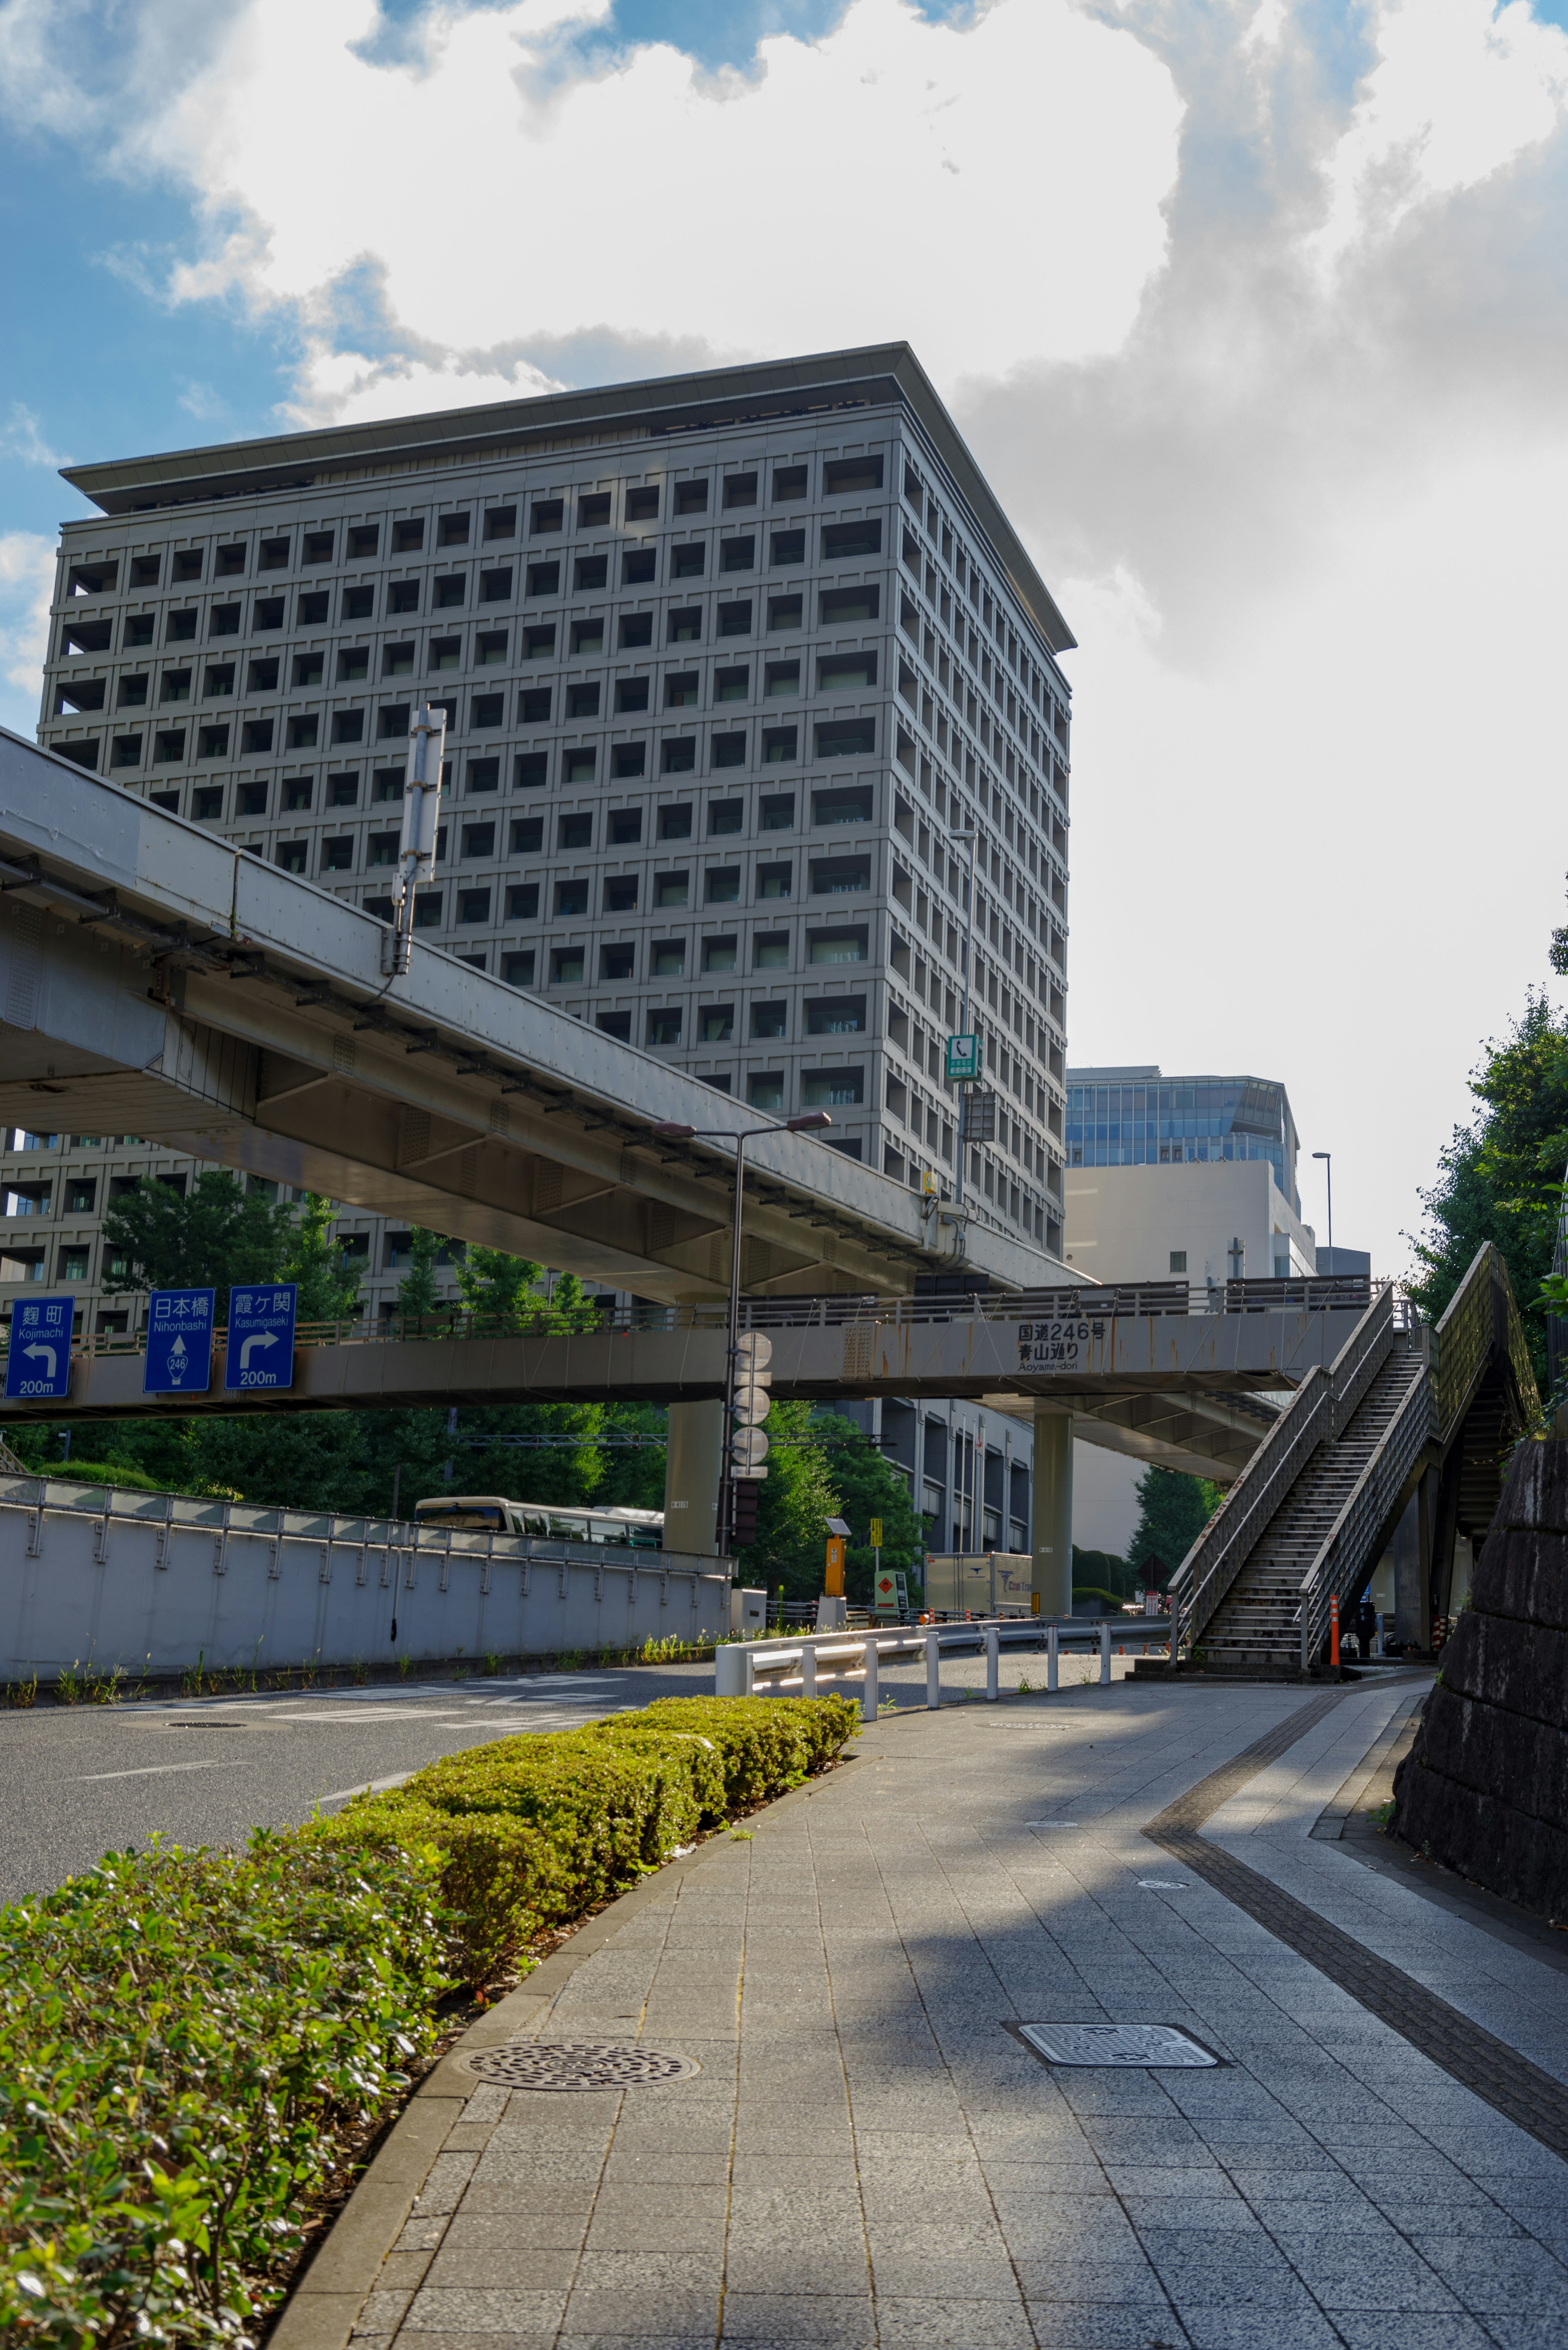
top-left (457, 2040), bottom-right (701, 2091)
top-left (1011, 2022), bottom-right (1218, 2069)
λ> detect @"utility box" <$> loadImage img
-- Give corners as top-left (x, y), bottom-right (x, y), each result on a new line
top-left (729, 1586), bottom-right (768, 1636)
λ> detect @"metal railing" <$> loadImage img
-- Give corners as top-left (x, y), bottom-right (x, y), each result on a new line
top-left (0, 1275), bottom-right (1376, 1365)
top-left (1167, 1282), bottom-right (1396, 1659)
top-left (716, 1614), bottom-right (1173, 1707)
top-left (1296, 1350), bottom-right (1430, 1670)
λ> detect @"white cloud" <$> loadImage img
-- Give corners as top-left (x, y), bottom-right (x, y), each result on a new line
top-left (0, 532), bottom-right (55, 737)
top-left (8, 0), bottom-right (1183, 425)
top-left (1311, 0), bottom-right (1568, 268)
top-left (0, 403), bottom-right (69, 468)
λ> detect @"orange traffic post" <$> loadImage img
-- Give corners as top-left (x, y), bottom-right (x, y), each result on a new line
top-left (1330, 1592), bottom-right (1340, 1668)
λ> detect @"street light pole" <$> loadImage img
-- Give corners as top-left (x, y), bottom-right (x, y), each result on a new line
top-left (1312, 1150), bottom-right (1333, 1267)
top-left (652, 1109), bottom-right (832, 1567)
top-left (951, 826), bottom-right (979, 1212)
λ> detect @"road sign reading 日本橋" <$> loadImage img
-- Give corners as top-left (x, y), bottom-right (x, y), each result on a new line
top-left (4, 1294), bottom-right (74, 1401)
top-left (145, 1288), bottom-right (216, 1395)
top-left (946, 1034), bottom-right (982, 1082)
top-left (224, 1282), bottom-right (298, 1392)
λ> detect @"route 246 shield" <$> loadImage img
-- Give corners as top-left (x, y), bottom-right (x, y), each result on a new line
top-left (224, 1282), bottom-right (298, 1392)
top-left (145, 1287), bottom-right (216, 1395)
top-left (4, 1293), bottom-right (74, 1401)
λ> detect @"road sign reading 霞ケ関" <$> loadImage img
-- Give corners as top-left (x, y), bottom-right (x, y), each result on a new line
top-left (946, 1035), bottom-right (982, 1083)
top-left (4, 1294), bottom-right (74, 1401)
top-left (224, 1282), bottom-right (298, 1392)
top-left (145, 1288), bottom-right (216, 1394)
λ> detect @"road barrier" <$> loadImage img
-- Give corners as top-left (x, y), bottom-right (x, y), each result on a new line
top-left (714, 1616), bottom-right (1172, 1706)
top-left (0, 1472), bottom-right (729, 1685)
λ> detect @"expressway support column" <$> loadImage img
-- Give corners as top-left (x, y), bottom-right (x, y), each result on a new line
top-left (665, 1400), bottom-right (725, 1559)
top-left (1032, 1407), bottom-right (1073, 1620)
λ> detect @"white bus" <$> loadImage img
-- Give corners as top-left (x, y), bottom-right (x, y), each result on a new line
top-left (412, 1495), bottom-right (666, 1549)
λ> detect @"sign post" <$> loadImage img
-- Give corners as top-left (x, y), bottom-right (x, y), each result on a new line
top-left (945, 1034), bottom-right (982, 1084)
top-left (224, 1282), bottom-right (298, 1394)
top-left (4, 1294), bottom-right (74, 1402)
top-left (144, 1288), bottom-right (216, 1395)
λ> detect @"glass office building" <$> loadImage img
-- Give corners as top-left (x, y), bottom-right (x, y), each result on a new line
top-left (1065, 1066), bottom-right (1300, 1217)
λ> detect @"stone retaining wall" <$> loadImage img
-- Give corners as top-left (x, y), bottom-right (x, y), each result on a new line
top-left (1394, 1438), bottom-right (1568, 1922)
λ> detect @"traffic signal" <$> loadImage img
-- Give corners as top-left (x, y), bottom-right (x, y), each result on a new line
top-left (729, 1478), bottom-right (760, 1546)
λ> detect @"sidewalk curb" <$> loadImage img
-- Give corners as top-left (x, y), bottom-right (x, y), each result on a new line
top-left (266, 1751), bottom-right (864, 2350)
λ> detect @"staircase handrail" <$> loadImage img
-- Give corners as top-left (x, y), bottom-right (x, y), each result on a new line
top-left (1168, 1281), bottom-right (1395, 1659)
top-left (1432, 1242), bottom-right (1501, 1441)
top-left (1296, 1345), bottom-right (1432, 1670)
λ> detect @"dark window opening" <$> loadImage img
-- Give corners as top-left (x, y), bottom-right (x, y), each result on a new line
top-left (823, 519), bottom-right (883, 560)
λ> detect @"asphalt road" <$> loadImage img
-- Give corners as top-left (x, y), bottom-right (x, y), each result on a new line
top-left (0, 1643), bottom-right (1140, 1904)
top-left (0, 1662), bottom-right (717, 1904)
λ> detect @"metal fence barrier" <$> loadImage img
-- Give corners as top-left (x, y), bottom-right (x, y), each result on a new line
top-left (715, 1616), bottom-right (1172, 1707)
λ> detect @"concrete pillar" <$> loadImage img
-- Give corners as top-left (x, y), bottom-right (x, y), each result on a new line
top-left (1391, 1486), bottom-right (1430, 1650)
top-left (1032, 1406), bottom-right (1073, 1618)
top-left (664, 1398), bottom-right (725, 1559)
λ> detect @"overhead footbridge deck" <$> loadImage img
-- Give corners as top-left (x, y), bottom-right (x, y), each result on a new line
top-left (0, 727), bottom-right (1060, 1306)
top-left (0, 1278), bottom-right (1373, 1479)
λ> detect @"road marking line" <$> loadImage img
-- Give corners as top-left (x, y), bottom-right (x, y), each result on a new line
top-left (74, 1759), bottom-right (252, 1783)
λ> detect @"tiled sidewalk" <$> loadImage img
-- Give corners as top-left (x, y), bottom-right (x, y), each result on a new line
top-left (344, 1674), bottom-right (1568, 2350)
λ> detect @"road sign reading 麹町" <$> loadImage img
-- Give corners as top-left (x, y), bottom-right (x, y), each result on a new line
top-left (224, 1282), bottom-right (298, 1393)
top-left (145, 1288), bottom-right (215, 1395)
top-left (946, 1035), bottom-right (982, 1083)
top-left (4, 1294), bottom-right (74, 1401)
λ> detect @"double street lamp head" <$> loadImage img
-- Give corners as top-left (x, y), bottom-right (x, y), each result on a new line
top-left (651, 1113), bottom-right (833, 1140)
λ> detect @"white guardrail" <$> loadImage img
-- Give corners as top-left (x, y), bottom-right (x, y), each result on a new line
top-left (715, 1616), bottom-right (1173, 1708)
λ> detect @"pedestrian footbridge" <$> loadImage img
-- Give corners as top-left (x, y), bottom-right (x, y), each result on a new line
top-left (0, 1274), bottom-right (1374, 1481)
top-left (1169, 1245), bottom-right (1539, 1670)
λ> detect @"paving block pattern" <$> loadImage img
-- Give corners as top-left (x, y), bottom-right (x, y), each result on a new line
top-left (351, 1675), bottom-right (1568, 2349)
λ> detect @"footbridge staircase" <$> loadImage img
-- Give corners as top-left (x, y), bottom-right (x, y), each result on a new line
top-left (1169, 1244), bottom-right (1541, 1673)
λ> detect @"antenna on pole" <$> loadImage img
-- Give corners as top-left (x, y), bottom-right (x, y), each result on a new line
top-left (382, 701), bottom-right (447, 976)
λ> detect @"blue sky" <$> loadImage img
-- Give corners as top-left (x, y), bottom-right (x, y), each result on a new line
top-left (2, 0), bottom-right (1567, 1272)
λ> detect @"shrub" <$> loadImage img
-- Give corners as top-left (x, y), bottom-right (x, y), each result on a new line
top-left (310, 1694), bottom-right (857, 1984)
top-left (0, 1836), bottom-right (447, 2347)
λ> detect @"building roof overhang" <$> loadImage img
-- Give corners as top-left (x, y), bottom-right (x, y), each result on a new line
top-left (60, 342), bottom-right (1076, 655)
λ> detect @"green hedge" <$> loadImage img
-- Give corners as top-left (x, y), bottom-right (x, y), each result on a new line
top-left (308, 1693), bottom-right (858, 1982)
top-left (0, 1695), bottom-right (856, 2345)
top-left (0, 1836), bottom-right (447, 2347)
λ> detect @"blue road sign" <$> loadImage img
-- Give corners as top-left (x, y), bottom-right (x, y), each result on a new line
top-left (4, 1293), bottom-right (74, 1401)
top-left (224, 1281), bottom-right (298, 1393)
top-left (145, 1287), bottom-right (216, 1395)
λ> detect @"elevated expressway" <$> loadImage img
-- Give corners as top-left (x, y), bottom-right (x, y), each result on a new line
top-left (0, 725), bottom-right (1055, 1302)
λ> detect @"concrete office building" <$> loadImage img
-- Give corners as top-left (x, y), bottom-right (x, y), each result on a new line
top-left (21, 346), bottom-right (1077, 1552)
top-left (1062, 1064), bottom-right (1328, 1566)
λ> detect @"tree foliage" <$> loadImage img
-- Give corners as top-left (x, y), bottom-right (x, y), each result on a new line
top-left (1406, 991), bottom-right (1568, 1383)
top-left (99, 1170), bottom-right (294, 1319)
top-left (1126, 1466), bottom-right (1223, 1585)
top-left (395, 1227), bottom-right (443, 1319)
